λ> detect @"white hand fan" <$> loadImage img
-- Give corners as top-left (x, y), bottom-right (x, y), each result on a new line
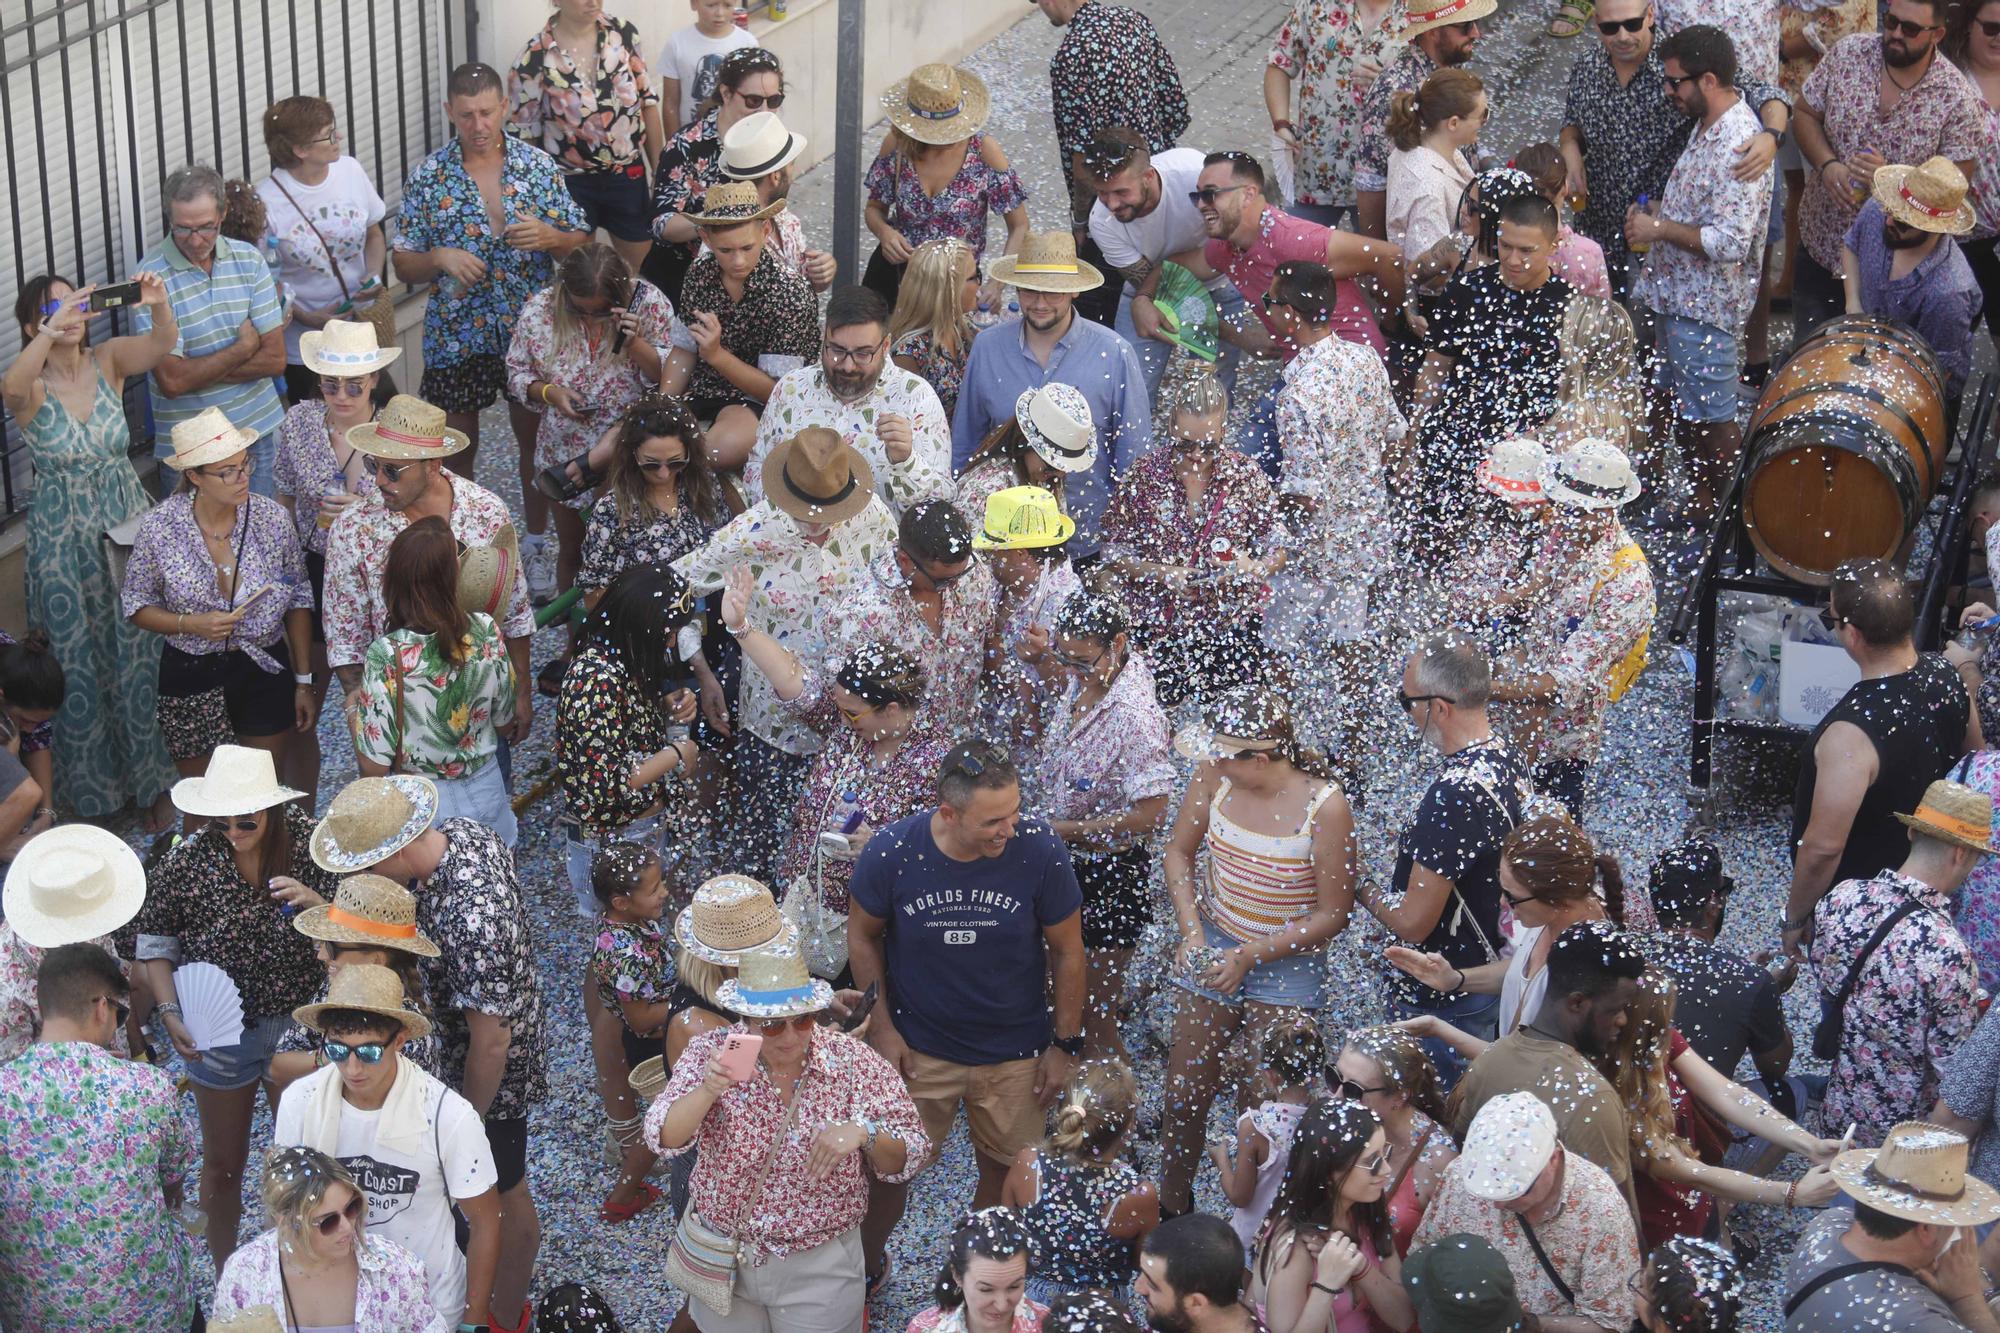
top-left (174, 962), bottom-right (246, 1051)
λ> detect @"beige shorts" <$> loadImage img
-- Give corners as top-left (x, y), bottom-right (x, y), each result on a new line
top-left (903, 1050), bottom-right (1046, 1165)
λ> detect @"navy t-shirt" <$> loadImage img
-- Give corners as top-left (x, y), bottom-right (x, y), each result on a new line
top-left (848, 810), bottom-right (1083, 1066)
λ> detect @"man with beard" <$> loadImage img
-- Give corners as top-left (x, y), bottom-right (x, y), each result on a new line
top-left (1791, 0), bottom-right (1984, 344)
top-left (1627, 26), bottom-right (1774, 524)
top-left (1840, 155), bottom-right (1981, 394)
top-left (1353, 0), bottom-right (1492, 241)
top-left (745, 287), bottom-right (953, 516)
top-left (1135, 1214), bottom-right (1270, 1333)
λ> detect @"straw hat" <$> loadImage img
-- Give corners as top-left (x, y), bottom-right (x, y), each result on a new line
top-left (761, 426), bottom-right (876, 524)
top-left (1400, 0), bottom-right (1498, 38)
top-left (1460, 1092), bottom-right (1558, 1202)
top-left (310, 776), bottom-right (440, 873)
top-left (673, 873), bottom-right (796, 964)
top-left (882, 64), bottom-right (992, 146)
top-left (1831, 1121), bottom-right (2000, 1227)
top-left (973, 485), bottom-right (1076, 551)
top-left (458, 522), bottom-right (520, 619)
top-left (1475, 437), bottom-right (1549, 504)
top-left (715, 941), bottom-right (834, 1019)
top-left (163, 407), bottom-right (260, 472)
top-left (1895, 779), bottom-right (1999, 856)
top-left (299, 318), bottom-right (401, 377)
top-left (292, 874), bottom-right (441, 958)
top-left (170, 744), bottom-right (307, 818)
top-left (211, 1309), bottom-right (286, 1333)
top-left (682, 180), bottom-right (786, 227)
top-left (1014, 383), bottom-right (1097, 474)
top-left (987, 232), bottom-right (1106, 295)
top-left (292, 962), bottom-right (433, 1041)
top-left (3, 825), bottom-right (146, 948)
top-left (1402, 1235), bottom-right (1526, 1333)
top-left (720, 110), bottom-right (807, 181)
top-left (345, 393), bottom-right (469, 461)
top-left (1542, 438), bottom-right (1642, 510)
top-left (1874, 156), bottom-right (1977, 237)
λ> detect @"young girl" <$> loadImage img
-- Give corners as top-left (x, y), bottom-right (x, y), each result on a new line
top-left (1003, 1058), bottom-right (1159, 1304)
top-left (588, 841), bottom-right (676, 1223)
top-left (1210, 1020), bottom-right (1324, 1263)
top-left (906, 1207), bottom-right (1046, 1333)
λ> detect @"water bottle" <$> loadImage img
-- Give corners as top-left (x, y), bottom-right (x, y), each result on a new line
top-left (826, 789), bottom-right (865, 835)
top-left (1006, 299), bottom-right (1020, 319)
top-left (969, 299), bottom-right (1000, 330)
top-left (437, 269), bottom-right (463, 302)
top-left (770, 0), bottom-right (789, 17)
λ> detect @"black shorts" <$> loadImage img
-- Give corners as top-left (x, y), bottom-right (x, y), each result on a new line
top-left (1074, 845), bottom-right (1153, 949)
top-left (486, 1113), bottom-right (529, 1193)
top-left (156, 640), bottom-right (296, 761)
top-left (686, 394), bottom-right (765, 425)
top-left (619, 1022), bottom-right (662, 1072)
top-left (420, 354), bottom-right (514, 416)
top-left (565, 166), bottom-right (654, 243)
top-left (305, 550), bottom-right (327, 645)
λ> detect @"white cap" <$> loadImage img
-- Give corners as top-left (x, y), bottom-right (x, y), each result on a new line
top-left (1460, 1092), bottom-right (1558, 1202)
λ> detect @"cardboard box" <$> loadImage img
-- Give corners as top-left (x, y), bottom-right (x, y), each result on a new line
top-left (1779, 622), bottom-right (1862, 727)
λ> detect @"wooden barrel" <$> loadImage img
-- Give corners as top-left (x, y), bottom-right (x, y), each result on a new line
top-left (1740, 316), bottom-right (1947, 585)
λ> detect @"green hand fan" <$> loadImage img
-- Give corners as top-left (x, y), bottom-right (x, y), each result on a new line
top-left (1152, 262), bottom-right (1219, 362)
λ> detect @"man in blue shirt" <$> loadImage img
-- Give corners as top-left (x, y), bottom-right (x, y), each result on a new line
top-left (1840, 156), bottom-right (1983, 396)
top-left (951, 231), bottom-right (1152, 560)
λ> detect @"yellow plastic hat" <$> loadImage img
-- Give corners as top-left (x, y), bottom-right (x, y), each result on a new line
top-left (972, 485), bottom-right (1077, 551)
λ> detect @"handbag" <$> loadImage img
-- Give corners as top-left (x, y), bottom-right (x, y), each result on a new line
top-left (1811, 897), bottom-right (1925, 1061)
top-left (269, 175), bottom-right (398, 349)
top-left (782, 775), bottom-right (856, 979)
top-left (664, 1076), bottom-right (807, 1315)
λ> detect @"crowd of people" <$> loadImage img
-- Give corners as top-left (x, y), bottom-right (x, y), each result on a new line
top-left (7, 0), bottom-right (2000, 1329)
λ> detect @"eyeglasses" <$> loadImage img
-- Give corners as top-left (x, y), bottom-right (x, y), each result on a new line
top-left (638, 456), bottom-right (689, 474)
top-left (1885, 14), bottom-right (1939, 35)
top-left (209, 816), bottom-right (261, 833)
top-left (1334, 1076), bottom-right (1392, 1100)
top-left (1187, 184), bottom-right (1248, 206)
top-left (307, 127), bottom-right (342, 147)
top-left (756, 1014), bottom-right (817, 1034)
top-left (825, 337), bottom-right (887, 367)
top-left (322, 1040), bottom-right (390, 1065)
top-left (362, 456), bottom-right (416, 481)
top-left (909, 551), bottom-right (977, 589)
top-left (201, 461), bottom-right (253, 483)
top-left (1596, 14), bottom-right (1646, 31)
top-left (320, 376), bottom-right (369, 397)
top-left (170, 221), bottom-right (222, 239)
top-left (1051, 644), bottom-right (1107, 673)
top-left (1818, 606), bottom-right (1849, 632)
top-left (836, 696), bottom-right (883, 722)
top-left (1396, 690), bottom-right (1448, 712)
top-left (310, 1194), bottom-right (368, 1235)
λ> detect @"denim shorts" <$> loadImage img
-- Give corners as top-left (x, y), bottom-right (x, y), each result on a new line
top-left (1171, 918), bottom-right (1330, 1010)
top-left (182, 1011), bottom-right (292, 1091)
top-left (1655, 314), bottom-right (1741, 424)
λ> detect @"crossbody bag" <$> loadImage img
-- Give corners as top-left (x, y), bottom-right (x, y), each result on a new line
top-left (665, 1077), bottom-right (808, 1315)
top-left (268, 174), bottom-right (398, 350)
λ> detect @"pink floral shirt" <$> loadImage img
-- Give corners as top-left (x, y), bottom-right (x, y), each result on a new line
top-left (273, 400), bottom-right (380, 555)
top-left (0, 926), bottom-right (128, 1063)
top-left (1031, 651), bottom-right (1174, 851)
top-left (1549, 224), bottom-right (1612, 300)
top-left (825, 555), bottom-right (1000, 737)
top-left (505, 14), bottom-right (659, 174)
top-left (1519, 519), bottom-right (1656, 763)
top-left (1269, 0), bottom-right (1405, 207)
top-left (1101, 445), bottom-right (1287, 639)
top-left (213, 1227), bottom-right (451, 1332)
top-left (1274, 334), bottom-right (1405, 585)
top-left (1632, 98), bottom-right (1774, 336)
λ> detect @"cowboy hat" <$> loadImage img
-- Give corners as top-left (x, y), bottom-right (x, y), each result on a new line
top-left (973, 485), bottom-right (1076, 551)
top-left (1895, 779), bottom-right (1999, 856)
top-left (299, 318), bottom-right (402, 377)
top-left (163, 407), bottom-right (261, 472)
top-left (720, 111), bottom-right (807, 181)
top-left (292, 962), bottom-right (433, 1041)
top-left (1400, 0), bottom-right (1499, 39)
top-left (1831, 1121), bottom-right (2000, 1227)
top-left (1476, 437), bottom-right (1549, 504)
top-left (345, 394), bottom-right (469, 461)
top-left (881, 64), bottom-right (992, 147)
top-left (3, 825), bottom-right (146, 948)
top-left (1542, 438), bottom-right (1642, 510)
top-left (987, 232), bottom-right (1106, 295)
top-left (761, 426), bottom-right (876, 524)
top-left (457, 523), bottom-right (521, 619)
top-left (1874, 156), bottom-right (1977, 237)
top-left (715, 941), bottom-right (834, 1019)
top-left (682, 180), bottom-right (786, 227)
top-left (170, 744), bottom-right (308, 819)
top-left (673, 873), bottom-right (797, 965)
top-left (310, 776), bottom-right (440, 873)
top-left (1015, 383), bottom-right (1097, 474)
top-left (292, 874), bottom-right (441, 958)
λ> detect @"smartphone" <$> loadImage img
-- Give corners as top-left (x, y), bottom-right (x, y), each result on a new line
top-left (717, 1032), bottom-right (763, 1082)
top-left (837, 982), bottom-right (879, 1033)
top-left (90, 279), bottom-right (143, 312)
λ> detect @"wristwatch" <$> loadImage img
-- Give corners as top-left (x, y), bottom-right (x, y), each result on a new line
top-left (854, 1116), bottom-right (879, 1153)
top-left (1052, 1033), bottom-right (1085, 1058)
top-left (1763, 124), bottom-right (1788, 150)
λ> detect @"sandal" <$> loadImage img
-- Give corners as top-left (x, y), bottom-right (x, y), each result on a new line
top-left (1548, 0), bottom-right (1593, 36)
top-left (600, 1179), bottom-right (662, 1223)
top-left (533, 450), bottom-right (605, 503)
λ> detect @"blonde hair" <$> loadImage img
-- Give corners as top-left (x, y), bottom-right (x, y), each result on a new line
top-left (1043, 1057), bottom-right (1138, 1165)
top-left (1550, 294), bottom-right (1641, 452)
top-left (674, 947), bottom-right (729, 1005)
top-left (888, 238), bottom-right (976, 362)
top-left (1596, 967), bottom-right (1688, 1165)
top-left (550, 243), bottom-right (634, 358)
top-left (1166, 370), bottom-right (1229, 427)
top-left (261, 1146), bottom-right (359, 1244)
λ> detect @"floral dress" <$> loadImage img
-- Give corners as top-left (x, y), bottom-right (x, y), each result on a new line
top-left (506, 13), bottom-right (658, 175)
top-left (273, 398), bottom-right (379, 555)
top-left (892, 324), bottom-right (972, 419)
top-left (1268, 0), bottom-right (1405, 208)
top-left (649, 110), bottom-right (725, 253)
top-left (1100, 447), bottom-right (1287, 642)
top-left (590, 917), bottom-right (677, 1027)
top-left (576, 488), bottom-right (718, 594)
top-left (864, 135), bottom-right (1027, 263)
top-left (352, 613), bottom-right (516, 780)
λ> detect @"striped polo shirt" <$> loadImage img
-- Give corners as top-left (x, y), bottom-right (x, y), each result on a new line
top-left (134, 234), bottom-right (286, 453)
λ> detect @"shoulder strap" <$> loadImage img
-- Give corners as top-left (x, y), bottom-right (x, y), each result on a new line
top-left (1518, 1216), bottom-right (1575, 1307)
top-left (1829, 898), bottom-right (1927, 1007)
top-left (731, 1067), bottom-right (810, 1244)
top-left (1782, 1261), bottom-right (1911, 1319)
top-left (269, 173), bottom-right (355, 301)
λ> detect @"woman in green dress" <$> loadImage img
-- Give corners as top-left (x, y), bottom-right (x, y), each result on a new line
top-left (1, 274), bottom-right (179, 824)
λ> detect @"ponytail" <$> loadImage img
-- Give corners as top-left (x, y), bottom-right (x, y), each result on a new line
top-left (1386, 90), bottom-right (1424, 153)
top-left (1597, 852), bottom-right (1628, 927)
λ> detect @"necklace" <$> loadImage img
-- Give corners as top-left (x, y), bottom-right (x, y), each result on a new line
top-left (1886, 55), bottom-right (1928, 92)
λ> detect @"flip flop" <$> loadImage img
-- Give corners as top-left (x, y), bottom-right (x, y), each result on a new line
top-left (600, 1179), bottom-right (662, 1223)
top-left (533, 450), bottom-right (604, 503)
top-left (1548, 0), bottom-right (1593, 36)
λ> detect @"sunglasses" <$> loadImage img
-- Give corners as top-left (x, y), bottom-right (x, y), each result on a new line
top-left (1662, 71), bottom-right (1697, 88)
top-left (362, 456), bottom-right (416, 481)
top-left (323, 1040), bottom-right (390, 1065)
top-left (1596, 14), bottom-right (1646, 31)
top-left (946, 745), bottom-right (1011, 780)
top-left (909, 552), bottom-right (977, 588)
top-left (209, 816), bottom-right (262, 833)
top-left (735, 90), bottom-right (785, 110)
top-left (1187, 184), bottom-right (1248, 206)
top-left (98, 994), bottom-right (131, 1025)
top-left (836, 696), bottom-right (883, 722)
top-left (1499, 883), bottom-right (1538, 908)
top-left (756, 1014), bottom-right (817, 1034)
top-left (1818, 606), bottom-right (1849, 632)
top-left (1397, 690), bottom-right (1448, 712)
top-left (37, 298), bottom-right (62, 318)
top-left (1334, 1076), bottom-right (1391, 1100)
top-left (1979, 17), bottom-right (2000, 35)
top-left (1885, 14), bottom-right (1938, 35)
top-left (638, 456), bottom-right (689, 473)
top-left (1356, 1148), bottom-right (1392, 1175)
top-left (320, 376), bottom-right (369, 397)
top-left (310, 1193), bottom-right (367, 1235)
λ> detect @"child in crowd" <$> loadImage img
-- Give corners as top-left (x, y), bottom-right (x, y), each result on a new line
top-left (1211, 1020), bottom-right (1325, 1264)
top-left (588, 842), bottom-right (676, 1223)
top-left (657, 0), bottom-right (755, 134)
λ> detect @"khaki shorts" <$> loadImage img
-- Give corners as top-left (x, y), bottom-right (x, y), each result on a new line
top-left (903, 1050), bottom-right (1045, 1165)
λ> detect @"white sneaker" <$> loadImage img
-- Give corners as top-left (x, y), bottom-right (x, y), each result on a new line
top-left (523, 535), bottom-right (555, 605)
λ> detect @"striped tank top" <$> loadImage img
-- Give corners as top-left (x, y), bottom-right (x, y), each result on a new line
top-left (1202, 777), bottom-right (1338, 943)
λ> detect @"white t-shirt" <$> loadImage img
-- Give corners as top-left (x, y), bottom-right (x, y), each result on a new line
top-left (660, 24), bottom-right (757, 124)
top-left (1088, 147), bottom-right (1229, 296)
top-left (275, 1065), bottom-right (498, 1327)
top-left (257, 158), bottom-right (388, 363)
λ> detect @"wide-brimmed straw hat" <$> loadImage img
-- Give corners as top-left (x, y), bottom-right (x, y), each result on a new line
top-left (716, 942), bottom-right (834, 1019)
top-left (1896, 779), bottom-right (1999, 856)
top-left (973, 485), bottom-right (1076, 551)
top-left (682, 180), bottom-right (786, 227)
top-left (458, 523), bottom-right (520, 619)
top-left (1400, 0), bottom-right (1498, 38)
top-left (1476, 437), bottom-right (1549, 504)
top-left (1543, 438), bottom-right (1642, 510)
top-left (1874, 156), bottom-right (1977, 236)
top-left (720, 111), bottom-right (807, 181)
top-left (3, 825), bottom-right (146, 948)
top-left (310, 776), bottom-right (440, 872)
top-left (674, 873), bottom-right (797, 964)
top-left (762, 426), bottom-right (876, 524)
top-left (345, 394), bottom-right (469, 461)
top-left (882, 64), bottom-right (992, 146)
top-left (299, 318), bottom-right (401, 377)
top-left (292, 962), bottom-right (433, 1041)
top-left (171, 744), bottom-right (307, 818)
top-left (1014, 383), bottom-right (1097, 474)
top-left (163, 407), bottom-right (261, 472)
top-left (1832, 1121), bottom-right (2000, 1227)
top-left (987, 232), bottom-right (1106, 294)
top-left (292, 874), bottom-right (441, 958)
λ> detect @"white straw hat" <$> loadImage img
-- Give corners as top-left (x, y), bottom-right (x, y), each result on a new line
top-left (4, 825), bottom-right (147, 948)
top-left (720, 111), bottom-right (807, 181)
top-left (1015, 383), bottom-right (1097, 474)
top-left (1542, 439), bottom-right (1642, 511)
top-left (299, 318), bottom-right (401, 377)
top-left (163, 407), bottom-right (260, 472)
top-left (171, 744), bottom-right (307, 818)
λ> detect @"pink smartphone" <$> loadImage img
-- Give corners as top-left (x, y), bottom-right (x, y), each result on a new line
top-left (718, 1032), bottom-right (763, 1082)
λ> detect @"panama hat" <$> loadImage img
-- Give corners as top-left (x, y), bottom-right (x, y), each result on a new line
top-left (1874, 156), bottom-right (1977, 237)
top-left (292, 874), bottom-right (441, 958)
top-left (1832, 1121), bottom-right (2000, 1227)
top-left (1015, 383), bottom-right (1097, 474)
top-left (1476, 437), bottom-right (1549, 504)
top-left (720, 111), bottom-right (807, 181)
top-left (457, 522), bottom-right (521, 619)
top-left (683, 180), bottom-right (786, 227)
top-left (299, 318), bottom-right (401, 377)
top-left (163, 407), bottom-right (261, 472)
top-left (674, 873), bottom-right (797, 964)
top-left (716, 942), bottom-right (834, 1019)
top-left (882, 64), bottom-right (993, 146)
top-left (310, 776), bottom-right (440, 872)
top-left (1401, 0), bottom-right (1498, 38)
top-left (345, 394), bottom-right (469, 461)
top-left (762, 426), bottom-right (876, 524)
top-left (1460, 1092), bottom-right (1559, 1202)
top-left (292, 962), bottom-right (433, 1041)
top-left (1895, 779), bottom-right (2000, 856)
top-left (973, 485), bottom-right (1076, 551)
top-left (3, 825), bottom-right (146, 948)
top-left (1543, 438), bottom-right (1642, 510)
top-left (171, 744), bottom-right (307, 818)
top-left (1403, 1235), bottom-right (1527, 1333)
top-left (987, 232), bottom-right (1106, 295)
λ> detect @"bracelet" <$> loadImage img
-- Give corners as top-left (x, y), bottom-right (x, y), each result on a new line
top-left (293, 672), bottom-right (314, 686)
top-left (724, 619), bottom-right (748, 637)
top-left (1311, 1281), bottom-right (1344, 1297)
top-left (1447, 966), bottom-right (1467, 996)
top-left (155, 1001), bottom-right (182, 1019)
top-left (1272, 119), bottom-right (1295, 133)
top-left (538, 382), bottom-right (552, 405)
top-left (1786, 1178), bottom-right (1800, 1208)
top-left (176, 613), bottom-right (185, 635)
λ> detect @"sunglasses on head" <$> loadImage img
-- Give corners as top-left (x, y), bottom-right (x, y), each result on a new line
top-left (210, 816), bottom-right (261, 833)
top-left (946, 745), bottom-right (1011, 780)
top-left (1885, 14), bottom-right (1938, 35)
top-left (323, 1039), bottom-right (390, 1065)
top-left (756, 1014), bottom-right (817, 1034)
top-left (310, 1193), bottom-right (367, 1235)
top-left (1596, 14), bottom-right (1646, 31)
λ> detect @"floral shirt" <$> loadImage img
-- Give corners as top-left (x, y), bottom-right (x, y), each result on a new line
top-left (1812, 868), bottom-right (1982, 1145)
top-left (353, 614), bottom-right (517, 780)
top-left (674, 498), bottom-right (901, 755)
top-left (1798, 36), bottom-right (1987, 270)
top-left (0, 1043), bottom-right (197, 1332)
top-left (1101, 445), bottom-right (1288, 639)
top-left (577, 489), bottom-right (719, 593)
top-left (698, 207), bottom-right (812, 276)
top-left (119, 492), bottom-right (312, 673)
top-left (893, 324), bottom-right (973, 419)
top-left (1654, 0), bottom-right (1825, 87)
top-left (393, 137), bottom-right (589, 367)
top-left (131, 805), bottom-right (332, 1021)
top-left (645, 1023), bottom-right (929, 1258)
top-left (1785, 0), bottom-right (1877, 95)
top-left (1274, 334), bottom-right (1405, 586)
top-left (557, 642), bottom-right (687, 836)
top-left (323, 473), bottom-right (535, 670)
top-left (746, 366), bottom-right (955, 516)
top-left (650, 109), bottom-right (725, 250)
top-left (506, 14), bottom-right (659, 174)
top-left (273, 400), bottom-right (380, 555)
top-left (1634, 98), bottom-right (1774, 336)
top-left (864, 135), bottom-right (1028, 260)
top-left (678, 249), bottom-right (822, 406)
top-left (825, 555), bottom-right (1001, 738)
top-left (1965, 79), bottom-right (2000, 241)
top-left (1518, 519), bottom-right (1656, 763)
top-left (1030, 651), bottom-right (1175, 852)
top-left (414, 820), bottom-right (548, 1119)
top-left (1270, 0), bottom-right (1405, 207)
top-left (214, 1227), bottom-right (450, 1332)
top-left (590, 917), bottom-right (676, 1021)
top-left (1048, 0), bottom-right (1191, 213)
top-left (1948, 750), bottom-right (2000, 994)
top-left (1355, 44), bottom-right (1442, 197)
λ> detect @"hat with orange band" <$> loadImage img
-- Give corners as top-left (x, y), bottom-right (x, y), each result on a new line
top-left (1894, 779), bottom-right (1999, 857)
top-left (293, 873), bottom-right (442, 958)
